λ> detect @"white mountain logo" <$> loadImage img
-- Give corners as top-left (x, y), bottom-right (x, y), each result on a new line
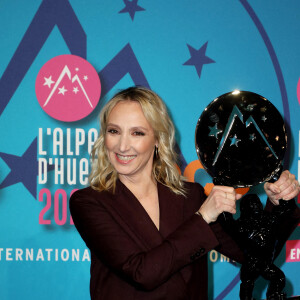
top-left (43, 65), bottom-right (93, 108)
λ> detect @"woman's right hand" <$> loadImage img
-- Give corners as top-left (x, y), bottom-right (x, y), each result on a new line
top-left (198, 186), bottom-right (242, 223)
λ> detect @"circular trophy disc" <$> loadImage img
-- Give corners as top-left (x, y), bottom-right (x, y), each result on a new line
top-left (195, 91), bottom-right (287, 187)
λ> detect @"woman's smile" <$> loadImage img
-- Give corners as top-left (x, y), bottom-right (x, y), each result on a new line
top-left (115, 153), bottom-right (137, 164)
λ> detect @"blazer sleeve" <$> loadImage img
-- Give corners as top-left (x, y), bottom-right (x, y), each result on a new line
top-left (70, 187), bottom-right (220, 290)
top-left (190, 183), bottom-right (245, 264)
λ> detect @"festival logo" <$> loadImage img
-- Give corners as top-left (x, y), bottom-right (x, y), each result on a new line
top-left (35, 55), bottom-right (101, 122)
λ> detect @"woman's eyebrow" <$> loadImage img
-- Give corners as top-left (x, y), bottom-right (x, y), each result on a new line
top-left (131, 126), bottom-right (149, 132)
top-left (106, 123), bottom-right (120, 128)
top-left (107, 123), bottom-right (149, 132)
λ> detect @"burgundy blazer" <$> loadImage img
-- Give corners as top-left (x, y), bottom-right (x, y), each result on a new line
top-left (70, 181), bottom-right (246, 299)
top-left (70, 181), bottom-right (299, 300)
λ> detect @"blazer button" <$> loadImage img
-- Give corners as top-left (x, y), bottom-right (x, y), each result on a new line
top-left (191, 248), bottom-right (206, 261)
top-left (195, 251), bottom-right (201, 257)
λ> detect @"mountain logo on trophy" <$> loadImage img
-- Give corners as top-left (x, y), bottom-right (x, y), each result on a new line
top-left (195, 91), bottom-right (287, 187)
top-left (211, 105), bottom-right (278, 166)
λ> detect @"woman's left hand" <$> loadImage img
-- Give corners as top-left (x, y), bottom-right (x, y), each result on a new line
top-left (264, 170), bottom-right (300, 205)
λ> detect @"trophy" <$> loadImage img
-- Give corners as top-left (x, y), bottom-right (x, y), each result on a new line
top-left (195, 91), bottom-right (296, 300)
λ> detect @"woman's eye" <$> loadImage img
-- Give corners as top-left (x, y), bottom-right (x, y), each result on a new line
top-left (133, 131), bottom-right (145, 136)
top-left (107, 129), bottom-right (118, 134)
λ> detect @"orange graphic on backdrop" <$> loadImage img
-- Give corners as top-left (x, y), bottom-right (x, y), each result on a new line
top-left (182, 160), bottom-right (249, 196)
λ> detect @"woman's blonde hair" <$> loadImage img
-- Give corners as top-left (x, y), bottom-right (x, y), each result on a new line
top-left (89, 86), bottom-right (186, 195)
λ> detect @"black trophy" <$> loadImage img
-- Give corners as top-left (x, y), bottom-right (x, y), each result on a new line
top-left (195, 91), bottom-right (296, 300)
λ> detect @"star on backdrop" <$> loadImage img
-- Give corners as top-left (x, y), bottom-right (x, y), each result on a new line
top-left (183, 41), bottom-right (215, 78)
top-left (0, 139), bottom-right (38, 198)
top-left (119, 0), bottom-right (145, 21)
top-left (43, 76), bottom-right (55, 88)
top-left (58, 86), bottom-right (67, 95)
top-left (0, 138), bottom-right (55, 198)
top-left (73, 86), bottom-right (79, 94)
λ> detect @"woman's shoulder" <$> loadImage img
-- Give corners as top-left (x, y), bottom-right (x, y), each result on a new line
top-left (71, 186), bottom-right (96, 197)
top-left (70, 186), bottom-right (111, 204)
top-left (179, 181), bottom-right (206, 213)
top-left (183, 181), bottom-right (205, 196)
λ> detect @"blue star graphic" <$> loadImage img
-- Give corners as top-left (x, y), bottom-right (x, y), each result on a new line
top-left (183, 41), bottom-right (215, 78)
top-left (119, 0), bottom-right (145, 21)
top-left (0, 138), bottom-right (41, 198)
top-left (208, 123), bottom-right (222, 138)
top-left (249, 133), bottom-right (256, 141)
top-left (230, 134), bottom-right (241, 147)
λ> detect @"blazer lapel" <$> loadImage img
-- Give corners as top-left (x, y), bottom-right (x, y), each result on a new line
top-left (112, 180), bottom-right (164, 249)
top-left (105, 180), bottom-right (191, 285)
top-left (104, 180), bottom-right (186, 250)
top-left (158, 182), bottom-right (185, 238)
top-left (158, 183), bottom-right (193, 284)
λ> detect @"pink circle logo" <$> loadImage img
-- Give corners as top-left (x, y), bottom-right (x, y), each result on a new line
top-left (35, 54), bottom-right (101, 122)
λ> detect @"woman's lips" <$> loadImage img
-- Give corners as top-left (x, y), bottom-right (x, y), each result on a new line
top-left (115, 153), bottom-right (136, 164)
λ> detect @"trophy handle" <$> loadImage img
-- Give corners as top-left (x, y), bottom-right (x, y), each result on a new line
top-left (218, 212), bottom-right (235, 232)
top-left (268, 164), bottom-right (283, 183)
top-left (213, 178), bottom-right (235, 231)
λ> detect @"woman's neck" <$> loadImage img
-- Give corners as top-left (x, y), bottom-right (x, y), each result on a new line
top-left (119, 173), bottom-right (157, 199)
top-left (120, 173), bottom-right (160, 230)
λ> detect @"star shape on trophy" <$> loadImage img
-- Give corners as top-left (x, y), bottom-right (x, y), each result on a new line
top-left (208, 123), bottom-right (223, 138)
top-left (230, 134), bottom-right (241, 147)
top-left (249, 133), bottom-right (256, 141)
top-left (245, 104), bottom-right (255, 111)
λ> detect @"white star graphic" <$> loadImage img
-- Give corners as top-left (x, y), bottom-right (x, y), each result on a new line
top-left (58, 86), bottom-right (68, 95)
top-left (83, 75), bottom-right (88, 81)
top-left (75, 67), bottom-right (79, 71)
top-left (43, 76), bottom-right (55, 88)
top-left (73, 87), bottom-right (79, 94)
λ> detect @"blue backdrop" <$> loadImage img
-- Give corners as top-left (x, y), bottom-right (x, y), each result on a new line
top-left (0, 0), bottom-right (299, 299)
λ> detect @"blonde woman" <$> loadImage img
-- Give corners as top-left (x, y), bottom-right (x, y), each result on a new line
top-left (70, 86), bottom-right (300, 300)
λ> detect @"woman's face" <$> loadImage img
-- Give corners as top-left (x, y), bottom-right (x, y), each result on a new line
top-left (105, 100), bottom-right (157, 181)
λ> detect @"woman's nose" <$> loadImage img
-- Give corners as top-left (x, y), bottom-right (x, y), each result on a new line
top-left (118, 134), bottom-right (130, 152)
